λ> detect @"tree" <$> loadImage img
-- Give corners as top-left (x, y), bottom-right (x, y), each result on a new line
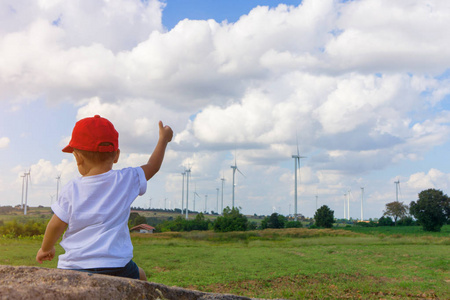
top-left (285, 220), bottom-right (303, 228)
top-left (314, 205), bottom-right (334, 228)
top-left (261, 213), bottom-right (286, 229)
top-left (383, 201), bottom-right (408, 226)
top-left (213, 207), bottom-right (248, 232)
top-left (410, 189), bottom-right (449, 232)
top-left (128, 212), bottom-right (147, 228)
top-left (377, 216), bottom-right (394, 226)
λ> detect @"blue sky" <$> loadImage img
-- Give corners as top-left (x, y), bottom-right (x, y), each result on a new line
top-left (162, 0), bottom-right (302, 29)
top-left (1, 0), bottom-right (450, 219)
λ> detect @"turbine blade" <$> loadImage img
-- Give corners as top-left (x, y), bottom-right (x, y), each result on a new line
top-left (236, 167), bottom-right (246, 178)
top-left (296, 133), bottom-right (300, 156)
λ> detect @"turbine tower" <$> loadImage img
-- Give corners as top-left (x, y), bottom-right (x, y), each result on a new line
top-left (216, 188), bottom-right (219, 214)
top-left (220, 176), bottom-right (225, 214)
top-left (347, 190), bottom-right (351, 220)
top-left (56, 175), bottom-right (61, 202)
top-left (394, 180), bottom-right (400, 202)
top-left (181, 172), bottom-right (186, 215)
top-left (23, 170), bottom-right (31, 215)
top-left (20, 174), bottom-right (26, 209)
top-left (360, 187), bottom-right (364, 221)
top-left (343, 193), bottom-right (347, 219)
top-left (185, 167), bottom-right (191, 219)
top-left (292, 138), bottom-right (306, 221)
top-left (230, 155), bottom-right (245, 208)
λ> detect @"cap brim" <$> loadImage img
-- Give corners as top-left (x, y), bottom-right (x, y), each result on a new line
top-left (62, 145), bottom-right (74, 153)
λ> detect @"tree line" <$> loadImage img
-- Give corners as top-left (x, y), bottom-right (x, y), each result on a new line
top-left (380, 188), bottom-right (449, 232)
top-left (1, 188), bottom-right (448, 238)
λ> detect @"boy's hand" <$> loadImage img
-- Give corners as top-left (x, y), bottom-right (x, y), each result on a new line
top-left (36, 247), bottom-right (55, 264)
top-left (159, 121), bottom-right (173, 143)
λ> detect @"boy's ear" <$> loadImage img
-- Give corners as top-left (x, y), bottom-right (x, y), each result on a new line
top-left (113, 149), bottom-right (120, 163)
top-left (73, 151), bottom-right (84, 166)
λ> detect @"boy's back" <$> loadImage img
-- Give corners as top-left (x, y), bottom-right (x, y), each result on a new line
top-left (53, 167), bottom-right (147, 269)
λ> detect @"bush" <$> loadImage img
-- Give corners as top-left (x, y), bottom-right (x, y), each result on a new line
top-left (396, 216), bottom-right (416, 226)
top-left (0, 218), bottom-right (47, 237)
top-left (213, 207), bottom-right (248, 232)
top-left (156, 213), bottom-right (212, 232)
top-left (261, 213), bottom-right (286, 229)
top-left (355, 221), bottom-right (376, 227)
top-left (285, 221), bottom-right (303, 228)
top-left (377, 216), bottom-right (394, 226)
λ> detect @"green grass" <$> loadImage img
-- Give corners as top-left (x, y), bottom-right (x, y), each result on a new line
top-left (2, 228), bottom-right (448, 299)
top-left (342, 224), bottom-right (450, 237)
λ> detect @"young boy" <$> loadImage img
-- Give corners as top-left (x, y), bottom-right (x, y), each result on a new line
top-left (36, 115), bottom-right (173, 281)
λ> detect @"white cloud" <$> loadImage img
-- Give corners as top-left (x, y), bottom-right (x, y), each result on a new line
top-left (406, 168), bottom-right (450, 191)
top-left (0, 137), bottom-right (10, 148)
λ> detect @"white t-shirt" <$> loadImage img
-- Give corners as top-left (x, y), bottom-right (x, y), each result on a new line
top-left (51, 167), bottom-right (147, 269)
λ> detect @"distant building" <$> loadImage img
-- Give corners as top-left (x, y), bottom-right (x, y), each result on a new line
top-left (130, 224), bottom-right (155, 234)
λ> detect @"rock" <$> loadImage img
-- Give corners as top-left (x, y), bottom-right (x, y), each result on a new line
top-left (0, 265), bottom-right (257, 300)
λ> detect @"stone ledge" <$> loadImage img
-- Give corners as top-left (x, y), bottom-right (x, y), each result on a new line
top-left (0, 265), bottom-right (262, 300)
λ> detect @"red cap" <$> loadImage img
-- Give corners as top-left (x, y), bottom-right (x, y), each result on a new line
top-left (62, 115), bottom-right (119, 153)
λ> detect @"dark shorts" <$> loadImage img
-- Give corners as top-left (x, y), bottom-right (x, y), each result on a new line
top-left (70, 260), bottom-right (140, 279)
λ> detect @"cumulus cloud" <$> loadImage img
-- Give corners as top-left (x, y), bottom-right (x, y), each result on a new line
top-left (406, 168), bottom-right (450, 191)
top-left (0, 137), bottom-right (10, 148)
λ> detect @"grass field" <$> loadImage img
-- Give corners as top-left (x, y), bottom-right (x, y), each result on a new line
top-left (1, 225), bottom-right (449, 299)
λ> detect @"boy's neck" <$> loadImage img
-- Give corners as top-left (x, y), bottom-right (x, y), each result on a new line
top-left (81, 164), bottom-right (113, 177)
top-left (74, 149), bottom-right (119, 177)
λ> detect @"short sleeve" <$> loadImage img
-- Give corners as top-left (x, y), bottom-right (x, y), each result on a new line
top-left (136, 167), bottom-right (147, 196)
top-left (51, 187), bottom-right (71, 224)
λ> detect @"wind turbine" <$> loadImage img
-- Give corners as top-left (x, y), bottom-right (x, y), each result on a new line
top-left (181, 172), bottom-right (186, 215)
top-left (56, 175), bottom-right (61, 202)
top-left (292, 137), bottom-right (306, 221)
top-left (230, 154), bottom-right (245, 208)
top-left (193, 185), bottom-right (200, 212)
top-left (347, 190), bottom-right (351, 220)
top-left (394, 180), bottom-right (400, 202)
top-left (204, 194), bottom-right (208, 213)
top-left (23, 169), bottom-right (31, 215)
top-left (343, 193), bottom-right (347, 220)
top-left (220, 175), bottom-right (225, 214)
top-left (185, 167), bottom-right (191, 219)
top-left (216, 188), bottom-right (219, 214)
top-left (360, 187), bottom-right (364, 221)
top-left (20, 174), bottom-right (26, 209)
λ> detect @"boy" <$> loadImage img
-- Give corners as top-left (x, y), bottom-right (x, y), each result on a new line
top-left (36, 115), bottom-right (173, 281)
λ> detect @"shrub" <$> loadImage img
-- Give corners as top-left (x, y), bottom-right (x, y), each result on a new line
top-left (285, 221), bottom-right (303, 228)
top-left (261, 213), bottom-right (286, 229)
top-left (377, 216), bottom-right (394, 226)
top-left (213, 207), bottom-right (248, 232)
top-left (0, 218), bottom-right (47, 237)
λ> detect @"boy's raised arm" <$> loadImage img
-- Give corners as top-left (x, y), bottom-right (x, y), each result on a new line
top-left (36, 214), bottom-right (68, 264)
top-left (141, 121), bottom-right (173, 181)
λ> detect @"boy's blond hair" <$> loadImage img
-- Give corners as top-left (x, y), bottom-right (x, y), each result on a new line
top-left (73, 142), bottom-right (117, 163)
